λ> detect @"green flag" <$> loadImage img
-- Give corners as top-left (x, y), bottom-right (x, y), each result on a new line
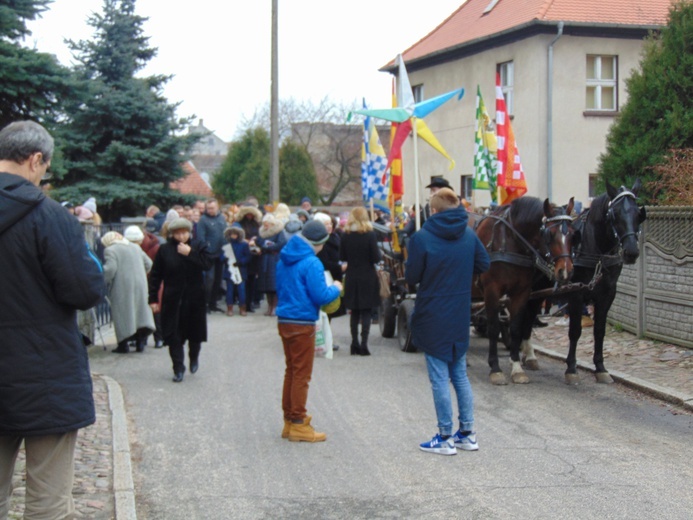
top-left (473, 86), bottom-right (497, 202)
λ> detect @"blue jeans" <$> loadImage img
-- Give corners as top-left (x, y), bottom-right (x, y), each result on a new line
top-left (425, 353), bottom-right (474, 436)
top-left (226, 280), bottom-right (246, 306)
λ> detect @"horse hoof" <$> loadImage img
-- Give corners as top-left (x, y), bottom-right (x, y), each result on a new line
top-left (565, 373), bottom-right (580, 385)
top-left (489, 372), bottom-right (508, 386)
top-left (523, 359), bottom-right (540, 371)
top-left (595, 372), bottom-right (614, 384)
top-left (512, 372), bottom-right (530, 384)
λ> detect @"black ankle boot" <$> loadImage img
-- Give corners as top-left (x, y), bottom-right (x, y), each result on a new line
top-left (350, 341), bottom-right (361, 355)
top-left (112, 340), bottom-right (129, 354)
top-left (359, 342), bottom-right (371, 356)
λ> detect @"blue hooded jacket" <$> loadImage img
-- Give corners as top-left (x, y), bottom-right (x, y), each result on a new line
top-left (405, 206), bottom-right (490, 362)
top-left (276, 234), bottom-right (340, 324)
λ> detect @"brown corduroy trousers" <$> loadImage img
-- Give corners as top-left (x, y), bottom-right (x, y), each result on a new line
top-left (278, 323), bottom-right (316, 422)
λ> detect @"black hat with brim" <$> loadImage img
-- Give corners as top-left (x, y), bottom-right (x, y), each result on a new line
top-left (425, 177), bottom-right (451, 189)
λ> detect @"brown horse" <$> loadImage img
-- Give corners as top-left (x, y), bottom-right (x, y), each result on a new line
top-left (475, 196), bottom-right (576, 385)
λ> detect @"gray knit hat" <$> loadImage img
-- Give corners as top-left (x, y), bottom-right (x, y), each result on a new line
top-left (168, 218), bottom-right (192, 232)
top-left (301, 220), bottom-right (329, 245)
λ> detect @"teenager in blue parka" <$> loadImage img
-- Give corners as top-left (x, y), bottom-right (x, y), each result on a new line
top-left (276, 220), bottom-right (342, 443)
top-left (405, 188), bottom-right (490, 456)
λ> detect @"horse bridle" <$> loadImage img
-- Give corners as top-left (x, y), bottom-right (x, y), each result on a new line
top-left (606, 189), bottom-right (639, 246)
top-left (541, 214), bottom-right (574, 263)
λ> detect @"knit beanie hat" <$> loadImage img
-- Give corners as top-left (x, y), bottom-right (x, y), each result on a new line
top-left (165, 209), bottom-right (179, 223)
top-left (124, 225), bottom-right (145, 243)
top-left (168, 218), bottom-right (192, 233)
top-left (301, 220), bottom-right (329, 245)
top-left (312, 212), bottom-right (332, 227)
top-left (83, 197), bottom-right (97, 213)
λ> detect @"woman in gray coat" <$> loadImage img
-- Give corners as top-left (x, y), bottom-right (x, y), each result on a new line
top-left (102, 231), bottom-right (155, 353)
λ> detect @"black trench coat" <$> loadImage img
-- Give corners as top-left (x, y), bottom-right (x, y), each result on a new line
top-left (339, 230), bottom-right (381, 310)
top-left (148, 238), bottom-right (213, 344)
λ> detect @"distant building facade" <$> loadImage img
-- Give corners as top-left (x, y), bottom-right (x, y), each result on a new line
top-left (381, 0), bottom-right (672, 207)
top-left (187, 119), bottom-right (228, 183)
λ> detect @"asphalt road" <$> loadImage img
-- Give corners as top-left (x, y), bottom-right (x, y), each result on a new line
top-left (89, 310), bottom-right (693, 520)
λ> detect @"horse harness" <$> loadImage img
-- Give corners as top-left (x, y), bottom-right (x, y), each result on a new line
top-left (573, 189), bottom-right (638, 271)
top-left (476, 206), bottom-right (573, 282)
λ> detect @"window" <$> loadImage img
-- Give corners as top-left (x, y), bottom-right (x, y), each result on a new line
top-left (588, 174), bottom-right (598, 199)
top-left (412, 84), bottom-right (424, 103)
top-left (497, 61), bottom-right (514, 115)
top-left (586, 55), bottom-right (617, 111)
top-left (460, 175), bottom-right (473, 200)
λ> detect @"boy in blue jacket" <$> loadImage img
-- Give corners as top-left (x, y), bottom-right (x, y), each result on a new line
top-left (276, 220), bottom-right (342, 442)
top-left (405, 188), bottom-right (490, 455)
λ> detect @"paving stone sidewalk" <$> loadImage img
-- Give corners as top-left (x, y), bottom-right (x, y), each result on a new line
top-left (8, 374), bottom-right (115, 519)
top-left (531, 316), bottom-right (693, 403)
top-left (7, 321), bottom-right (691, 519)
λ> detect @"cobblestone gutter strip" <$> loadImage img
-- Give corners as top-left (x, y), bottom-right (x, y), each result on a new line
top-left (532, 343), bottom-right (693, 412)
top-left (103, 375), bottom-right (138, 520)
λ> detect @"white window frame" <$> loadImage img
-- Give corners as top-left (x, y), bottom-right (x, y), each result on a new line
top-left (586, 55), bottom-right (617, 111)
top-left (497, 61), bottom-right (514, 115)
top-left (412, 84), bottom-right (424, 103)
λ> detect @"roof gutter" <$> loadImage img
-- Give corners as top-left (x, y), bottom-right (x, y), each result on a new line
top-left (547, 21), bottom-right (564, 201)
top-left (381, 20), bottom-right (662, 73)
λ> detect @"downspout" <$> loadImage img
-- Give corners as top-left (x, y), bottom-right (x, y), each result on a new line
top-left (547, 21), bottom-right (564, 201)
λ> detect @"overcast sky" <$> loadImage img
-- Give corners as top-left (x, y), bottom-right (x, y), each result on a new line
top-left (25, 0), bottom-right (465, 142)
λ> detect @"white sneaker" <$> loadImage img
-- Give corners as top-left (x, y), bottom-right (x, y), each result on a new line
top-left (556, 316), bottom-right (570, 326)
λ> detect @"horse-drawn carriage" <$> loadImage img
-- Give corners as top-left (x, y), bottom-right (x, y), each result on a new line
top-left (373, 181), bottom-right (647, 386)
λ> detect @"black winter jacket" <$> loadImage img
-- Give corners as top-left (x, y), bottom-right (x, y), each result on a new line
top-left (0, 172), bottom-right (105, 436)
top-left (148, 238), bottom-right (212, 344)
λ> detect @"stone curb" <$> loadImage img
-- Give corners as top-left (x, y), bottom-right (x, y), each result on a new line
top-left (102, 375), bottom-right (138, 520)
top-left (532, 343), bottom-right (693, 412)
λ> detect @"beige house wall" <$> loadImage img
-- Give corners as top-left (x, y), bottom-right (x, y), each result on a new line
top-left (397, 33), bottom-right (647, 210)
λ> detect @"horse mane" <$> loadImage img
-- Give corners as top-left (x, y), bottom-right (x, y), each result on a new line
top-left (509, 197), bottom-right (544, 232)
top-left (586, 193), bottom-right (610, 225)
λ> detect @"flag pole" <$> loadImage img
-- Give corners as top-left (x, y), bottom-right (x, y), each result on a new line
top-left (369, 198), bottom-right (375, 222)
top-left (413, 117), bottom-right (421, 231)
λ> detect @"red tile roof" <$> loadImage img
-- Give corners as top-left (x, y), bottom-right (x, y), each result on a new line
top-left (396, 0), bottom-right (673, 64)
top-left (170, 161), bottom-right (213, 198)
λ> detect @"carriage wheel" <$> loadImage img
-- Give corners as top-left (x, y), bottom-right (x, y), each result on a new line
top-left (379, 296), bottom-right (396, 338)
top-left (397, 299), bottom-right (417, 353)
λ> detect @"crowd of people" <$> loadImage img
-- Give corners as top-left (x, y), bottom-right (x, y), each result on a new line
top-left (1, 119), bottom-right (490, 519)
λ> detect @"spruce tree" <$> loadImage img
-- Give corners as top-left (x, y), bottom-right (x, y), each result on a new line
top-left (598, 0), bottom-right (693, 203)
top-left (52, 0), bottom-right (197, 219)
top-left (0, 0), bottom-right (72, 128)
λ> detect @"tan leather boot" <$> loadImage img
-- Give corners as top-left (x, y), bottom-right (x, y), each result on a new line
top-left (239, 304), bottom-right (247, 317)
top-left (288, 416), bottom-right (326, 442)
top-left (282, 414), bottom-right (310, 439)
top-left (227, 305), bottom-right (234, 316)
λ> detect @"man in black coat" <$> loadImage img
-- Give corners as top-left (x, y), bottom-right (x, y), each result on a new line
top-left (0, 121), bottom-right (105, 517)
top-left (403, 176), bottom-right (452, 236)
top-left (197, 198), bottom-right (228, 312)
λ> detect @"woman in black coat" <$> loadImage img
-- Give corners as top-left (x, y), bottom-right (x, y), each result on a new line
top-left (339, 207), bottom-right (381, 355)
top-left (149, 218), bottom-right (213, 382)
